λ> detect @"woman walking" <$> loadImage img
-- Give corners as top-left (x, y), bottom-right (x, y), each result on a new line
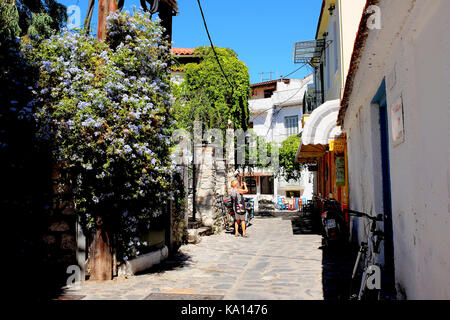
top-left (230, 180), bottom-right (248, 238)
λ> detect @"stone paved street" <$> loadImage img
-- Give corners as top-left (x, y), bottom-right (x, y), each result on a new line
top-left (62, 214), bottom-right (349, 300)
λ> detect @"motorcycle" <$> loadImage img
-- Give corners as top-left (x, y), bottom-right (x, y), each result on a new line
top-left (319, 197), bottom-right (349, 247)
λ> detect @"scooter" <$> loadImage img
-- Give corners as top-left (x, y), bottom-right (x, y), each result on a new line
top-left (320, 198), bottom-right (349, 247)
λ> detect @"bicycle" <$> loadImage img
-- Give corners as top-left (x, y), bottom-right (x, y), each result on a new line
top-left (344, 209), bottom-right (384, 300)
top-left (219, 195), bottom-right (234, 232)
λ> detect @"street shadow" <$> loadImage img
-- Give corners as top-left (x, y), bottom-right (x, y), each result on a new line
top-left (321, 243), bottom-right (358, 300)
top-left (290, 212), bottom-right (322, 235)
top-left (255, 211), bottom-right (276, 218)
top-left (135, 251), bottom-right (193, 275)
top-left (288, 212), bottom-right (357, 300)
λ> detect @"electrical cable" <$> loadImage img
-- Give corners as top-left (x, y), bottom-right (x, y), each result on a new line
top-left (251, 64), bottom-right (309, 118)
top-left (276, 85), bottom-right (304, 106)
top-left (251, 85), bottom-right (304, 119)
top-left (255, 78), bottom-right (309, 140)
top-left (262, 106), bottom-right (282, 140)
top-left (281, 63), bottom-right (307, 80)
top-left (196, 0), bottom-right (235, 94)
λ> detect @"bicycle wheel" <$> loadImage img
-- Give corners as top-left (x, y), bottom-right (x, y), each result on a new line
top-left (356, 247), bottom-right (382, 301)
top-left (349, 244), bottom-right (367, 300)
top-left (358, 265), bottom-right (382, 301)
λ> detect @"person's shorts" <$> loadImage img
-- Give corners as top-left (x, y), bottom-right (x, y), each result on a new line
top-left (235, 213), bottom-right (246, 221)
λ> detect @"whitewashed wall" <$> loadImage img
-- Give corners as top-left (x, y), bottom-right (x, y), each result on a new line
top-left (343, 0), bottom-right (450, 300)
top-left (248, 76), bottom-right (314, 199)
top-left (249, 76), bottom-right (313, 144)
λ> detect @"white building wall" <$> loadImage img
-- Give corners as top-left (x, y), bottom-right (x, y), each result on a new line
top-left (250, 75), bottom-right (313, 144)
top-left (343, 0), bottom-right (450, 299)
top-left (338, 0), bottom-right (367, 85)
top-left (249, 76), bottom-right (314, 200)
top-left (317, 0), bottom-right (366, 102)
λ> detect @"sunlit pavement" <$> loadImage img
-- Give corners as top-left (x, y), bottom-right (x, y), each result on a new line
top-left (61, 215), bottom-right (328, 300)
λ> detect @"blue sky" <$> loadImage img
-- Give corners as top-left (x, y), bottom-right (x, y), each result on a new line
top-left (60, 0), bottom-right (322, 84)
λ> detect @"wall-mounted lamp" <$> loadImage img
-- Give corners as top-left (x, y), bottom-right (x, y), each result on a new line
top-left (328, 4), bottom-right (336, 16)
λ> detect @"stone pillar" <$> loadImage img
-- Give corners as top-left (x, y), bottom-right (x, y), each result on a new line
top-left (195, 144), bottom-right (215, 227)
top-left (190, 125), bottom-right (237, 231)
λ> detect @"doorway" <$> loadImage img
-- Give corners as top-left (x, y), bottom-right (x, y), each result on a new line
top-left (372, 79), bottom-right (396, 296)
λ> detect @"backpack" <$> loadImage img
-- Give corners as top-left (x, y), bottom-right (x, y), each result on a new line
top-left (231, 190), bottom-right (246, 214)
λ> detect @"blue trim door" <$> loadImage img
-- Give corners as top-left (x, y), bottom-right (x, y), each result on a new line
top-left (372, 80), bottom-right (396, 296)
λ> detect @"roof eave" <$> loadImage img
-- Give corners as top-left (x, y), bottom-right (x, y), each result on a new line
top-left (315, 0), bottom-right (327, 39)
top-left (337, 0), bottom-right (379, 127)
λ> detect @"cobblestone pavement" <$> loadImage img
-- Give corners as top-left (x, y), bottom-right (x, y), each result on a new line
top-left (62, 215), bottom-right (333, 300)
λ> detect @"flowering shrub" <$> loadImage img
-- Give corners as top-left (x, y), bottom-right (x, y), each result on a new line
top-left (30, 10), bottom-right (179, 260)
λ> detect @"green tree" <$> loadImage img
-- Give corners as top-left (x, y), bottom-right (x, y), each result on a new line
top-left (277, 134), bottom-right (303, 182)
top-left (16, 0), bottom-right (66, 37)
top-left (0, 1), bottom-right (21, 40)
top-left (173, 46), bottom-right (250, 132)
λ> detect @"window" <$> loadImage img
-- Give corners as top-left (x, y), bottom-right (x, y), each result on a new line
top-left (245, 178), bottom-right (257, 195)
top-left (285, 116), bottom-right (299, 136)
top-left (264, 89), bottom-right (275, 98)
top-left (286, 191), bottom-right (301, 198)
top-left (260, 176), bottom-right (274, 195)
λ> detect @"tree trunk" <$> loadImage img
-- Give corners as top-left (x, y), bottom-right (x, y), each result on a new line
top-left (97, 0), bottom-right (118, 41)
top-left (88, 216), bottom-right (113, 281)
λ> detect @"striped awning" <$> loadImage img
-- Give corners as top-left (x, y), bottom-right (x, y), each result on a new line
top-left (296, 99), bottom-right (342, 163)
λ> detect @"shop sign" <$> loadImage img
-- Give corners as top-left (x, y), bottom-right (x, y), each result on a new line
top-left (335, 156), bottom-right (346, 187)
top-left (391, 96), bottom-right (405, 146)
top-left (329, 139), bottom-right (346, 153)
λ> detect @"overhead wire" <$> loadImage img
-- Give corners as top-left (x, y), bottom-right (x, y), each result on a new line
top-left (196, 0), bottom-right (235, 94)
top-left (251, 63), bottom-right (309, 118)
top-left (281, 62), bottom-right (308, 80)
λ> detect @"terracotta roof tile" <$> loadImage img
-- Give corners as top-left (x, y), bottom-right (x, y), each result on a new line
top-left (171, 48), bottom-right (195, 56)
top-left (251, 80), bottom-right (279, 87)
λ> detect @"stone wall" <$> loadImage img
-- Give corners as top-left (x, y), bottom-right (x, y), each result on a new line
top-left (40, 164), bottom-right (79, 287)
top-left (193, 128), bottom-right (235, 231)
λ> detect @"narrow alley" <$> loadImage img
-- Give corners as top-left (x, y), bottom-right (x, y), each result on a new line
top-left (60, 213), bottom-right (354, 300)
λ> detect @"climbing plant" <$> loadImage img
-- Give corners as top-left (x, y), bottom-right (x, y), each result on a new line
top-left (172, 46), bottom-right (251, 132)
top-left (29, 10), bottom-right (179, 262)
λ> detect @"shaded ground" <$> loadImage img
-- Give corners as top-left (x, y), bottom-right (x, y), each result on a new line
top-left (60, 211), bottom-right (355, 300)
top-left (260, 210), bottom-right (356, 300)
